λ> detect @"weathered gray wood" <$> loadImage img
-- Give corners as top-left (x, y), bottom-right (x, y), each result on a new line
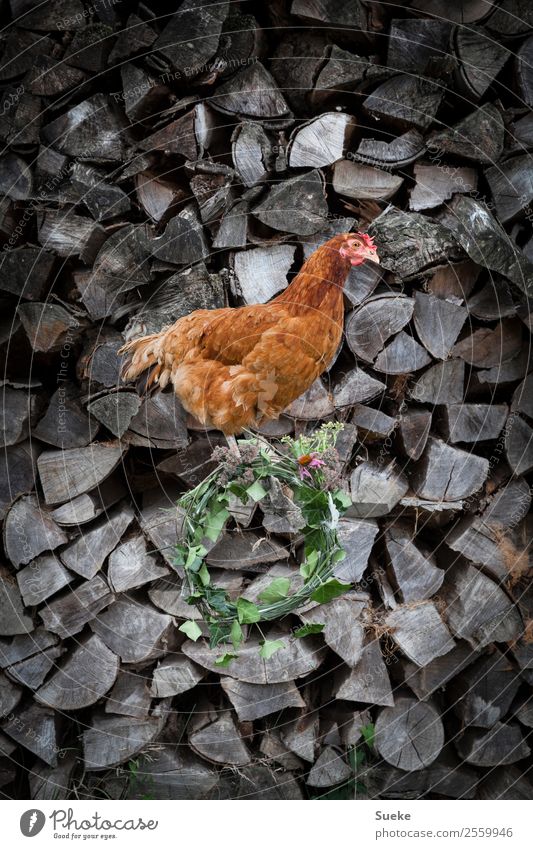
top-left (0, 672), bottom-right (22, 718)
top-left (206, 531), bottom-right (287, 571)
top-left (411, 359), bottom-right (465, 405)
top-left (37, 441), bottom-right (126, 506)
top-left (443, 563), bottom-right (523, 648)
top-left (3, 494), bottom-right (67, 568)
top-left (289, 112), bottom-right (357, 168)
top-left (86, 392), bottom-right (142, 438)
top-left (221, 678), bottom-right (305, 721)
top-left (370, 208), bottom-right (463, 279)
top-left (345, 296), bottom-right (414, 363)
top-left (388, 18), bottom-right (453, 75)
top-left (410, 164), bottom-right (477, 212)
top-left (0, 567), bottom-right (33, 636)
top-left (34, 385), bottom-right (96, 448)
top-left (91, 598), bottom-right (174, 664)
top-left (17, 555), bottom-right (72, 606)
top-left (39, 575), bottom-right (114, 639)
top-left (307, 747), bottom-right (352, 788)
top-left (335, 638), bottom-right (394, 706)
top-left (300, 594), bottom-right (368, 667)
top-left (59, 502), bottom-right (134, 579)
top-left (467, 278), bottom-right (516, 321)
top-left (108, 534), bottom-right (168, 593)
top-left (452, 320), bottom-right (523, 368)
top-left (105, 672), bottom-right (152, 719)
top-left (182, 628), bottom-right (326, 684)
top-left (516, 33), bottom-right (533, 105)
top-left (6, 643), bottom-right (63, 690)
top-left (411, 438), bottom-right (489, 501)
top-left (511, 373), bottom-right (533, 419)
top-left (150, 655), bottom-right (205, 697)
top-left (398, 408), bottom-right (432, 460)
top-left (35, 634), bottom-right (119, 710)
top-left (349, 461), bottom-right (408, 518)
top-left (127, 393), bottom-right (188, 449)
top-left (333, 369), bottom-right (386, 407)
top-left (385, 526), bottom-right (444, 602)
top-left (334, 518), bottom-right (378, 583)
top-left (280, 713), bottom-right (319, 762)
top-left (374, 331), bottom-right (432, 374)
top-left (189, 712), bottom-right (251, 766)
top-left (29, 752), bottom-right (77, 801)
top-left (443, 403), bottom-right (508, 443)
top-left (402, 641), bottom-right (477, 701)
top-left (455, 723), bottom-right (530, 766)
top-left (333, 160), bottom-right (403, 201)
top-left (2, 703), bottom-right (60, 766)
top-left (413, 291), bottom-right (467, 360)
top-left (83, 709), bottom-right (168, 771)
top-left (375, 696), bottom-right (444, 771)
top-left (482, 477), bottom-right (531, 528)
top-left (139, 485), bottom-right (186, 569)
top-left (232, 244), bottom-right (294, 304)
top-left (505, 414), bottom-right (533, 475)
top-left (252, 170), bottom-right (329, 236)
top-left (351, 405), bottom-right (396, 440)
top-left (18, 302), bottom-right (86, 353)
top-left (454, 26), bottom-right (510, 99)
top-left (364, 75), bottom-right (443, 131)
top-left (232, 122), bottom-right (270, 187)
top-left (210, 61), bottom-right (290, 120)
top-left (449, 649), bottom-right (521, 728)
top-left (42, 94), bottom-right (128, 161)
top-left (385, 603), bottom-right (454, 666)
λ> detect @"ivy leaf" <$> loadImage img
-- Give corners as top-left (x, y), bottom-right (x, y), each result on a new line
top-left (246, 480), bottom-right (267, 502)
top-left (203, 507), bottom-right (229, 542)
top-left (310, 578), bottom-right (352, 604)
top-left (300, 548), bottom-right (319, 579)
top-left (332, 547), bottom-right (346, 563)
top-left (178, 620), bottom-right (202, 641)
top-left (214, 652), bottom-right (237, 667)
top-left (230, 619), bottom-right (243, 650)
top-left (333, 489), bottom-right (352, 509)
top-left (236, 597), bottom-right (261, 624)
top-left (293, 622), bottom-right (325, 639)
top-left (198, 562), bottom-right (211, 586)
top-left (360, 722), bottom-right (375, 749)
top-left (259, 639), bottom-right (285, 659)
top-left (258, 577), bottom-right (290, 604)
top-left (185, 544), bottom-right (207, 572)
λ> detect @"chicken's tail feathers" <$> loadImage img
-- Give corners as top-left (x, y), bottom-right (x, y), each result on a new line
top-left (118, 332), bottom-right (169, 393)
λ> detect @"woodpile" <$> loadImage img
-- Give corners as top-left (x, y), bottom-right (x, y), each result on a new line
top-left (0, 0), bottom-right (532, 800)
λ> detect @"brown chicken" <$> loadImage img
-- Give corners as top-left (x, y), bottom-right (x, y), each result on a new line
top-left (120, 232), bottom-right (379, 434)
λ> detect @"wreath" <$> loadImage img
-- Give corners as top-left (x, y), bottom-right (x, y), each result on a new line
top-left (173, 423), bottom-right (354, 663)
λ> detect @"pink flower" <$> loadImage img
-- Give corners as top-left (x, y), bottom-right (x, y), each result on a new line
top-left (297, 452), bottom-right (325, 480)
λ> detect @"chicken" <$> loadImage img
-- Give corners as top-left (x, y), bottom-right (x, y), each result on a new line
top-left (119, 232), bottom-right (379, 435)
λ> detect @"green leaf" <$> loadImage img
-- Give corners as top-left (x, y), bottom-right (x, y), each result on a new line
top-left (332, 547), bottom-right (346, 563)
top-left (360, 722), bottom-right (375, 749)
top-left (185, 544), bottom-right (207, 572)
top-left (333, 489), bottom-right (352, 509)
top-left (203, 507), bottom-right (229, 542)
top-left (230, 619), bottom-right (243, 650)
top-left (198, 562), bottom-right (211, 586)
top-left (236, 597), bottom-right (261, 624)
top-left (310, 578), bottom-right (352, 604)
top-left (214, 652), bottom-right (237, 667)
top-left (293, 622), bottom-right (325, 639)
top-left (258, 577), bottom-right (290, 604)
top-left (259, 639), bottom-right (285, 659)
top-left (178, 620), bottom-right (202, 641)
top-left (300, 548), bottom-right (319, 579)
top-left (246, 480), bottom-right (267, 502)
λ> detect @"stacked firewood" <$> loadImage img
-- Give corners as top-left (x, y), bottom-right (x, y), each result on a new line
top-left (0, 0), bottom-right (532, 800)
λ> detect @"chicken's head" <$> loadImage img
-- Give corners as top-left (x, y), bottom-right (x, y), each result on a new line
top-left (339, 232), bottom-right (379, 266)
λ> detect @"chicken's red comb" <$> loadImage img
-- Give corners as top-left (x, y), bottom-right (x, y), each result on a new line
top-left (355, 232), bottom-right (377, 249)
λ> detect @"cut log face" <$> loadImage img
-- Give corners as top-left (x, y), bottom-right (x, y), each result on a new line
top-left (505, 414), bottom-right (533, 475)
top-left (332, 160), bottom-right (403, 201)
top-left (411, 438), bottom-right (489, 501)
top-left (90, 598), bottom-right (174, 664)
top-left (150, 655), bottom-right (205, 698)
top-left (107, 534), bottom-right (168, 593)
top-left (375, 695), bottom-right (444, 771)
top-left (289, 113), bottom-right (357, 168)
top-left (232, 244), bottom-right (295, 304)
top-left (307, 747), bottom-right (352, 788)
top-left (17, 555), bottom-right (72, 606)
top-left (335, 639), bottom-right (395, 706)
top-left (2, 704), bottom-right (60, 766)
top-left (350, 461), bottom-right (408, 518)
top-left (105, 672), bottom-right (152, 719)
top-left (0, 568), bottom-right (34, 636)
top-left (411, 359), bottom-right (465, 405)
top-left (364, 75), bottom-right (444, 131)
top-left (449, 649), bottom-right (521, 728)
top-left (385, 527), bottom-right (444, 603)
top-left (3, 495), bottom-right (67, 568)
top-left (443, 403), bottom-right (508, 443)
top-left (189, 712), bottom-right (251, 766)
top-left (410, 164), bottom-right (477, 212)
top-left (345, 296), bottom-right (414, 363)
top-left (83, 710), bottom-right (168, 771)
top-left (300, 594), bottom-right (368, 667)
top-left (35, 634), bottom-right (119, 710)
top-left (39, 575), bottom-right (114, 639)
top-left (385, 603), bottom-right (455, 666)
top-left (221, 678), bottom-right (305, 721)
top-left (455, 723), bottom-right (530, 766)
top-left (413, 292), bottom-right (467, 359)
top-left (37, 441), bottom-right (126, 506)
top-left (252, 170), bottom-right (329, 236)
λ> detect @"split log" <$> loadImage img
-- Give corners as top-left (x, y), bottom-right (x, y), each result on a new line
top-left (288, 113), bottom-right (357, 168)
top-left (352, 130), bottom-right (425, 169)
top-left (410, 164), bottom-right (477, 212)
top-left (83, 708), bottom-right (169, 771)
top-left (516, 34), bottom-right (533, 105)
top-left (210, 62), bottom-right (291, 121)
top-left (206, 531), bottom-right (287, 571)
top-left (17, 555), bottom-right (72, 607)
top-left (455, 723), bottom-right (530, 766)
top-left (505, 413), bottom-right (533, 475)
top-left (307, 747), bottom-right (352, 788)
top-left (335, 638), bottom-right (395, 707)
top-left (232, 244), bottom-right (295, 303)
top-left (427, 103), bottom-right (504, 164)
top-left (37, 441), bottom-right (126, 505)
top-left (442, 563), bottom-right (523, 648)
top-left (34, 385), bottom-right (96, 449)
top-left (443, 403), bottom-right (508, 443)
top-left (41, 94), bottom-right (128, 161)
top-left (105, 672), bottom-right (152, 719)
top-left (345, 295), bottom-right (414, 362)
top-left (453, 26), bottom-right (510, 99)
top-left (300, 594), bottom-right (368, 667)
top-left (182, 628), bottom-right (326, 684)
top-left (189, 712), bottom-right (251, 767)
top-left (39, 575), bottom-right (114, 639)
top-left (364, 75), bottom-right (444, 131)
top-left (397, 407), bottom-right (432, 460)
top-left (467, 278), bottom-right (516, 320)
top-left (29, 753), bottom-right (77, 801)
top-left (448, 649), bottom-right (521, 728)
top-left (221, 678), bottom-right (305, 721)
top-left (252, 170), bottom-right (328, 236)
top-left (35, 634), bottom-right (119, 710)
top-left (414, 291), bottom-right (467, 360)
top-left (18, 302), bottom-right (86, 353)
top-left (388, 18), bottom-right (453, 75)
top-left (86, 392), bottom-right (142, 439)
top-left (411, 437), bottom-right (489, 501)
top-left (0, 247), bottom-right (54, 301)
top-left (402, 641), bottom-right (477, 701)
top-left (2, 703), bottom-right (60, 766)
top-left (232, 122), bottom-right (271, 187)
top-left (350, 461), bottom-right (408, 518)
top-left (333, 369), bottom-right (386, 408)
top-left (59, 502), bottom-right (134, 579)
top-left (285, 378), bottom-right (335, 420)
top-left (334, 519), bottom-right (378, 583)
top-left (411, 359), bottom-right (465, 405)
top-left (0, 568), bottom-right (34, 636)
top-left (90, 598), bottom-right (174, 664)
top-left (154, 0), bottom-right (229, 76)
top-left (512, 373), bottom-right (533, 418)
top-left (3, 495), bottom-right (67, 568)
top-left (385, 603), bottom-right (454, 666)
top-left (486, 155), bottom-right (533, 223)
top-left (150, 655), bottom-right (205, 698)
top-left (108, 534), bottom-right (169, 593)
top-left (374, 332), bottom-right (432, 374)
top-left (385, 526), bottom-right (444, 602)
top-left (351, 406), bottom-right (396, 440)
top-left (332, 160), bottom-right (403, 202)
top-left (375, 695), bottom-right (444, 771)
